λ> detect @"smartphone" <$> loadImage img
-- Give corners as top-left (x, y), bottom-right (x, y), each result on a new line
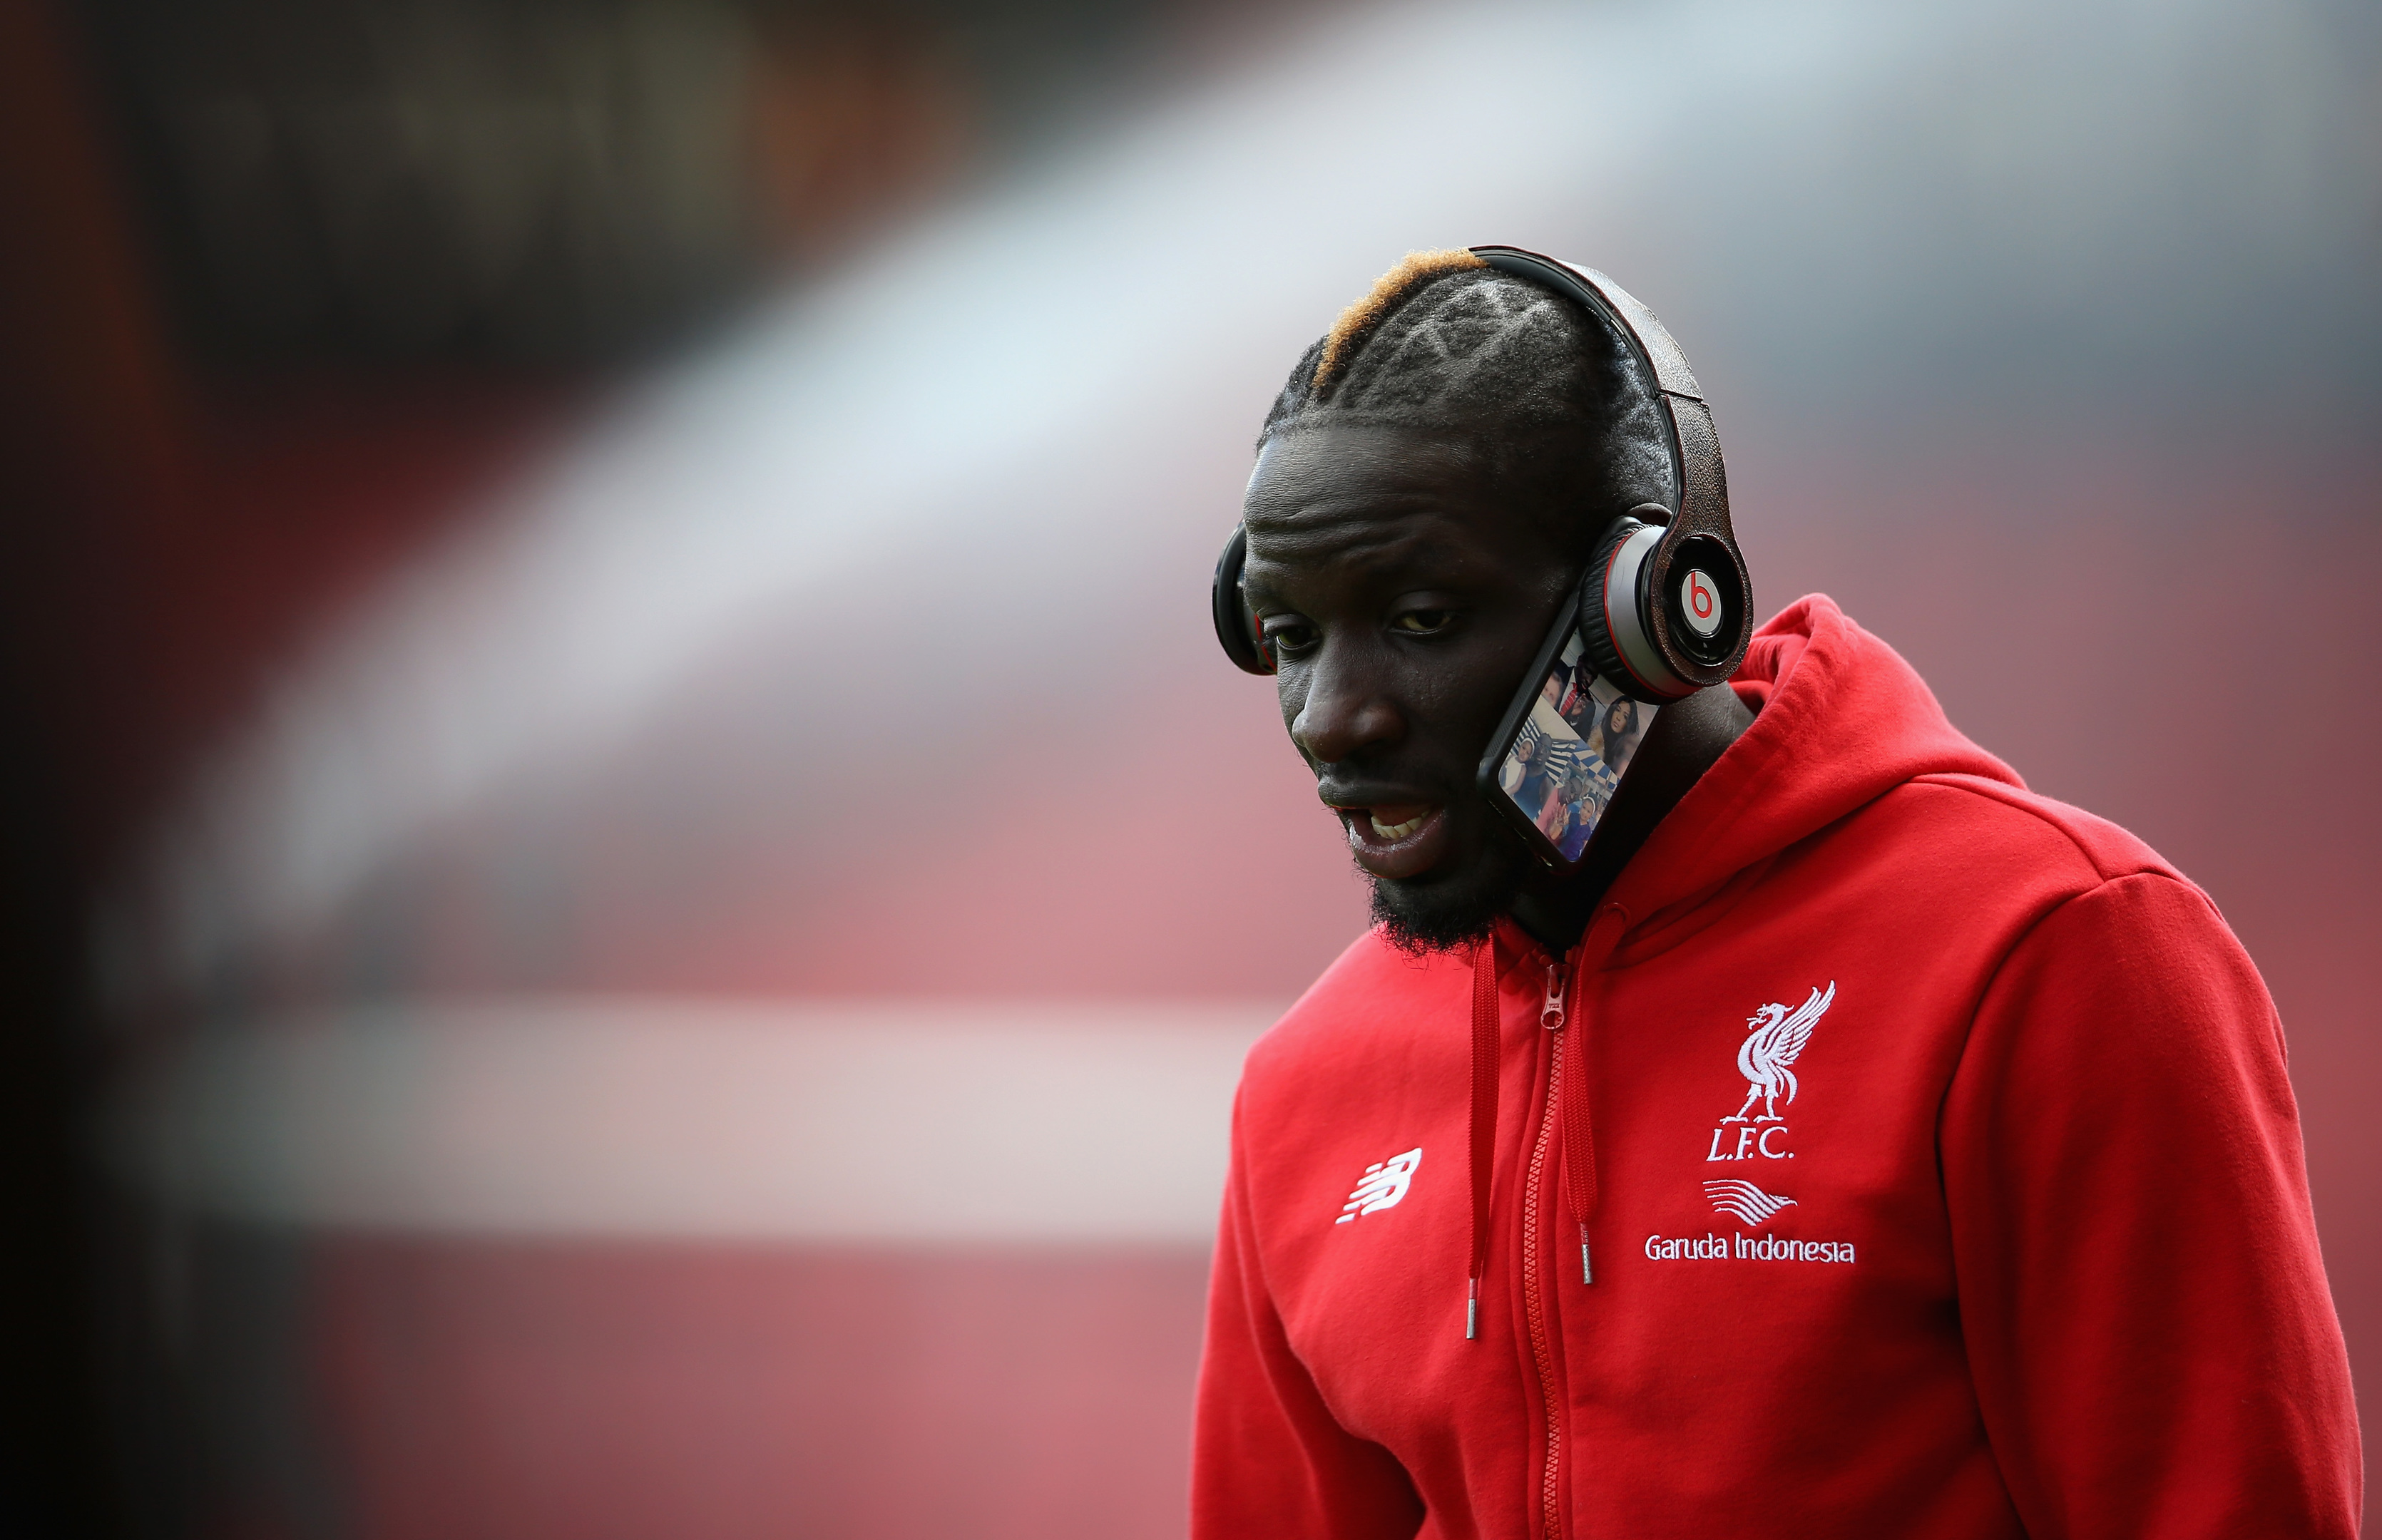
top-left (1474, 579), bottom-right (1660, 872)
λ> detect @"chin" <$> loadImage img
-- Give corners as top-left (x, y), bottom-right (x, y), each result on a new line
top-left (1366, 837), bottom-right (1532, 956)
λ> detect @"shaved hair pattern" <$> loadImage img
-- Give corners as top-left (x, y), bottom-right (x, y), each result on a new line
top-left (1311, 248), bottom-right (1488, 394)
top-left (1259, 251), bottom-right (1671, 545)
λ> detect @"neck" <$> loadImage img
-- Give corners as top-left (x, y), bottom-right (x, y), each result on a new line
top-left (1508, 682), bottom-right (1754, 955)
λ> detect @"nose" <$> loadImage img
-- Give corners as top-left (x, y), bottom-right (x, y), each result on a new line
top-left (1289, 642), bottom-right (1405, 766)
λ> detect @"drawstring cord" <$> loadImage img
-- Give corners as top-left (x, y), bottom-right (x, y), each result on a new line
top-left (1563, 906), bottom-right (1629, 1285)
top-left (1466, 935), bottom-right (1501, 1340)
top-left (1464, 905), bottom-right (1630, 1337)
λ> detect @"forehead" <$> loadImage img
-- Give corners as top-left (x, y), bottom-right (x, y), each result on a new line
top-left (1240, 421), bottom-right (1545, 580)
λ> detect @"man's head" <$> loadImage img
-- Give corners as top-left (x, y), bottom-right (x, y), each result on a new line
top-left (1239, 252), bottom-right (1668, 951)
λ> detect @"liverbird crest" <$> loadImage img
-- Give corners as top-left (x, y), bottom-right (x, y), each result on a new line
top-left (1720, 982), bottom-right (1836, 1125)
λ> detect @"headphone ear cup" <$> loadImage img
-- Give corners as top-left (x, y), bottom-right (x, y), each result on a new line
top-left (1574, 515), bottom-right (1644, 691)
top-left (1575, 513), bottom-right (1692, 704)
top-left (1210, 525), bottom-right (1275, 675)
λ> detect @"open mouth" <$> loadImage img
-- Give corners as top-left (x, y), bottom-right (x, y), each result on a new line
top-left (1336, 801), bottom-right (1451, 881)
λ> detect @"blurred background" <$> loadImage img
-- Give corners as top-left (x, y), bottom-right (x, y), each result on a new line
top-left (1, 0), bottom-right (2376, 1532)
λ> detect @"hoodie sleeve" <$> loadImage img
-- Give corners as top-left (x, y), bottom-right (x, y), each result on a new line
top-left (1191, 1093), bottom-right (1423, 1540)
top-left (1941, 871), bottom-right (2362, 1538)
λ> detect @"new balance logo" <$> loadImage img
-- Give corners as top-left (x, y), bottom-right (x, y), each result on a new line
top-left (1704, 1179), bottom-right (1796, 1226)
top-left (1336, 1148), bottom-right (1423, 1223)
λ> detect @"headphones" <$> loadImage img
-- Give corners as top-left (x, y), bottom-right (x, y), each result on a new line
top-left (1210, 245), bottom-right (1752, 704)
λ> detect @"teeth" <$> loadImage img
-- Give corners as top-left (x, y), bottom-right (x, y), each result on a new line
top-left (1370, 811), bottom-right (1427, 840)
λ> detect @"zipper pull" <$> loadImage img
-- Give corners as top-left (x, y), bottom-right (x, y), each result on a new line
top-left (1540, 960), bottom-right (1565, 1030)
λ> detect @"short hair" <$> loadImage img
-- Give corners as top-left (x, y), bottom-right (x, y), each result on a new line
top-left (1257, 250), bottom-right (1670, 545)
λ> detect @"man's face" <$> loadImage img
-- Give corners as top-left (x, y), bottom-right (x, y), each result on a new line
top-left (1239, 421), bottom-right (1578, 948)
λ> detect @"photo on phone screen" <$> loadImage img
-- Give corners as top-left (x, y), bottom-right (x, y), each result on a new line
top-left (1484, 630), bottom-right (1657, 867)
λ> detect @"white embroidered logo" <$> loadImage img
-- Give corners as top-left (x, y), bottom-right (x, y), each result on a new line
top-left (1704, 1179), bottom-right (1797, 1226)
top-left (1707, 982), bottom-right (1836, 1163)
top-left (1336, 1148), bottom-right (1423, 1223)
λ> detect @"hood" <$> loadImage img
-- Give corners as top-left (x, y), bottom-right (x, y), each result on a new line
top-left (1605, 595), bottom-right (2020, 929)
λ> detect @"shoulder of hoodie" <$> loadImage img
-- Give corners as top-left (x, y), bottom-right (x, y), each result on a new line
top-left (1828, 772), bottom-right (2251, 992)
top-left (1731, 595), bottom-right (2228, 936)
top-left (1237, 927), bottom-right (1466, 1110)
top-left (1871, 770), bottom-right (2204, 907)
top-left (1860, 776), bottom-right (2289, 1067)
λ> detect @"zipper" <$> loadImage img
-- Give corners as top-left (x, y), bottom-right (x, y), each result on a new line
top-left (1521, 958), bottom-right (1568, 1539)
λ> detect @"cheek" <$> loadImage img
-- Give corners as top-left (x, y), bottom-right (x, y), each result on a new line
top-left (1400, 657), bottom-right (1513, 740)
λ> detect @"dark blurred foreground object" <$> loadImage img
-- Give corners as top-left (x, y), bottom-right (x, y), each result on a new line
top-left (0, 0), bottom-right (188, 1523)
top-left (0, 0), bottom-right (1288, 1531)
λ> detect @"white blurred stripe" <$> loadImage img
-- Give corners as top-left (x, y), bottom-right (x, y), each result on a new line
top-left (108, 999), bottom-right (1276, 1242)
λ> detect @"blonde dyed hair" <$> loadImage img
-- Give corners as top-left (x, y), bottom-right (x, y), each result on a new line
top-left (1310, 249), bottom-right (1488, 396)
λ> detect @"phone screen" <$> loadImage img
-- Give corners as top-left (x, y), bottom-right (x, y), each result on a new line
top-left (1478, 623), bottom-right (1659, 869)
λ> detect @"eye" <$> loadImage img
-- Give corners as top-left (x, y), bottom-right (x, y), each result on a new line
top-left (1261, 615), bottom-right (1318, 654)
top-left (1390, 609), bottom-right (1453, 636)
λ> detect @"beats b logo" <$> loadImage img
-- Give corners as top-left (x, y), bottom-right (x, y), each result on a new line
top-left (1657, 535), bottom-right (1741, 672)
top-left (1680, 568), bottom-right (1723, 639)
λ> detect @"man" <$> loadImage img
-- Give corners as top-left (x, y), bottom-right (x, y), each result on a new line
top-left (1190, 250), bottom-right (2361, 1536)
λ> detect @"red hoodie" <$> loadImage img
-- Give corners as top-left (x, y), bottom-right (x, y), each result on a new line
top-left (1192, 596), bottom-right (2361, 1539)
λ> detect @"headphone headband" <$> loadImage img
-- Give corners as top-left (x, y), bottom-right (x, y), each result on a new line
top-left (1470, 247), bottom-right (1702, 399)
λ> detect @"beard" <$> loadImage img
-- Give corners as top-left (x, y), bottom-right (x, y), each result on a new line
top-left (1366, 821), bottom-right (1536, 956)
